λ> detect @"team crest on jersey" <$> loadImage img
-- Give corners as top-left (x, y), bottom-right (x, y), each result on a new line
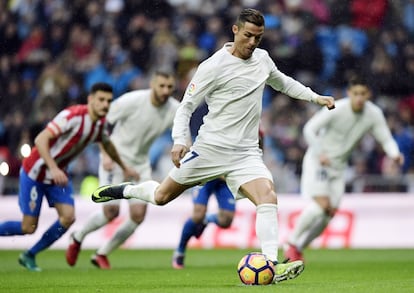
top-left (29, 200), bottom-right (37, 212)
top-left (187, 83), bottom-right (196, 96)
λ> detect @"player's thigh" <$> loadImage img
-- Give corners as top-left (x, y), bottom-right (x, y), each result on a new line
top-left (168, 146), bottom-right (228, 187)
top-left (301, 152), bottom-right (331, 198)
top-left (100, 163), bottom-right (150, 211)
top-left (99, 162), bottom-right (126, 186)
top-left (215, 180), bottom-right (236, 212)
top-left (18, 169), bottom-right (44, 218)
top-left (101, 177), bottom-right (121, 210)
top-left (45, 181), bottom-right (74, 208)
top-left (225, 154), bottom-right (274, 202)
top-left (301, 153), bottom-right (344, 207)
top-left (329, 176), bottom-right (345, 208)
top-left (239, 178), bottom-right (276, 205)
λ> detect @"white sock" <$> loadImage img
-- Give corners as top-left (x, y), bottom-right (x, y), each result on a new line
top-left (256, 204), bottom-right (278, 263)
top-left (288, 200), bottom-right (326, 251)
top-left (74, 210), bottom-right (109, 242)
top-left (296, 213), bottom-right (330, 250)
top-left (97, 218), bottom-right (138, 255)
top-left (124, 180), bottom-right (159, 204)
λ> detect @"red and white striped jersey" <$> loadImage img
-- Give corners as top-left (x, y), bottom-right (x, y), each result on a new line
top-left (23, 105), bottom-right (110, 183)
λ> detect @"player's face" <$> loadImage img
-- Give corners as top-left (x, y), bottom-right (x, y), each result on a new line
top-left (347, 84), bottom-right (371, 112)
top-left (232, 22), bottom-right (264, 59)
top-left (151, 75), bottom-right (175, 106)
top-left (88, 90), bottom-right (113, 120)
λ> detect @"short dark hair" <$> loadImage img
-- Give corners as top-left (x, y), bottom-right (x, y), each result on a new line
top-left (236, 8), bottom-right (265, 28)
top-left (90, 82), bottom-right (113, 94)
top-left (347, 75), bottom-right (370, 89)
top-left (154, 70), bottom-right (175, 79)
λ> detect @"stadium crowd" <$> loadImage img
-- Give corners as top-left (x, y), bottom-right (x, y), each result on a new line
top-left (0, 0), bottom-right (413, 194)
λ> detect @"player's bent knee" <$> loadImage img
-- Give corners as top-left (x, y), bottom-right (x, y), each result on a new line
top-left (21, 225), bottom-right (37, 234)
top-left (104, 206), bottom-right (120, 220)
top-left (154, 191), bottom-right (177, 206)
top-left (218, 219), bottom-right (232, 228)
top-left (154, 196), bottom-right (169, 206)
top-left (130, 213), bottom-right (146, 224)
top-left (217, 213), bottom-right (234, 228)
top-left (255, 194), bottom-right (277, 205)
top-left (60, 216), bottom-right (76, 228)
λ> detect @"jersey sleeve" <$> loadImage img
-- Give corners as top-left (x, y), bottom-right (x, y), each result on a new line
top-left (371, 109), bottom-right (400, 158)
top-left (172, 63), bottom-right (216, 146)
top-left (303, 108), bottom-right (334, 154)
top-left (46, 109), bottom-right (72, 136)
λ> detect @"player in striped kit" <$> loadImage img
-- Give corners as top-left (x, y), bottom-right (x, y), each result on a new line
top-left (0, 82), bottom-right (138, 271)
top-left (92, 8), bottom-right (335, 283)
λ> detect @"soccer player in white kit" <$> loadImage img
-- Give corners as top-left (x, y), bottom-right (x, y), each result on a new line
top-left (92, 8), bottom-right (335, 283)
top-left (66, 71), bottom-right (180, 269)
top-left (284, 75), bottom-right (404, 262)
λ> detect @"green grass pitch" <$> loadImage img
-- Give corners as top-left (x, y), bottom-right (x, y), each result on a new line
top-left (0, 248), bottom-right (413, 293)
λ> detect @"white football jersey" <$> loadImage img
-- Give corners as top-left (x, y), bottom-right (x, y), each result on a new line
top-left (303, 97), bottom-right (400, 169)
top-left (173, 42), bottom-right (318, 150)
top-left (107, 89), bottom-right (180, 165)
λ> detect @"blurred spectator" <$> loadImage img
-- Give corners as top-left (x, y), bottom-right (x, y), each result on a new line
top-left (124, 14), bottom-right (152, 72)
top-left (149, 17), bottom-right (179, 74)
top-left (44, 22), bottom-right (68, 58)
top-left (365, 44), bottom-right (398, 96)
top-left (0, 16), bottom-right (21, 56)
top-left (198, 16), bottom-right (226, 56)
top-left (350, 0), bottom-right (388, 33)
top-left (403, 0), bottom-right (414, 35)
top-left (84, 32), bottom-right (141, 96)
top-left (332, 41), bottom-right (363, 89)
top-left (35, 62), bottom-right (70, 111)
top-left (327, 0), bottom-right (351, 27)
top-left (293, 23), bottom-right (324, 89)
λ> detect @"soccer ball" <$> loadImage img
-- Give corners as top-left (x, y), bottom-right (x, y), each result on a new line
top-left (237, 252), bottom-right (275, 285)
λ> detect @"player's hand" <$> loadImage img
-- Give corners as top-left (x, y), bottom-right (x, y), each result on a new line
top-left (319, 153), bottom-right (331, 166)
top-left (123, 166), bottom-right (140, 182)
top-left (394, 153), bottom-right (405, 166)
top-left (171, 144), bottom-right (189, 168)
top-left (315, 95), bottom-right (335, 110)
top-left (50, 167), bottom-right (69, 186)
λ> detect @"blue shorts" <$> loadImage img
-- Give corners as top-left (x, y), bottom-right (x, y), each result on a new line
top-left (19, 169), bottom-right (74, 217)
top-left (192, 178), bottom-right (235, 212)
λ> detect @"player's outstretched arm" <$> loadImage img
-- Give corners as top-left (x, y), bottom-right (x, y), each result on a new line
top-left (315, 95), bottom-right (335, 110)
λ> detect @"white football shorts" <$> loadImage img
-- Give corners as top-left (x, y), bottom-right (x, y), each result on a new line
top-left (300, 150), bottom-right (345, 208)
top-left (169, 144), bottom-right (273, 199)
top-left (99, 160), bottom-right (151, 205)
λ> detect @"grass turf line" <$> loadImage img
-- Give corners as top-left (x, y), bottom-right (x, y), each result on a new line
top-left (0, 249), bottom-right (413, 293)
